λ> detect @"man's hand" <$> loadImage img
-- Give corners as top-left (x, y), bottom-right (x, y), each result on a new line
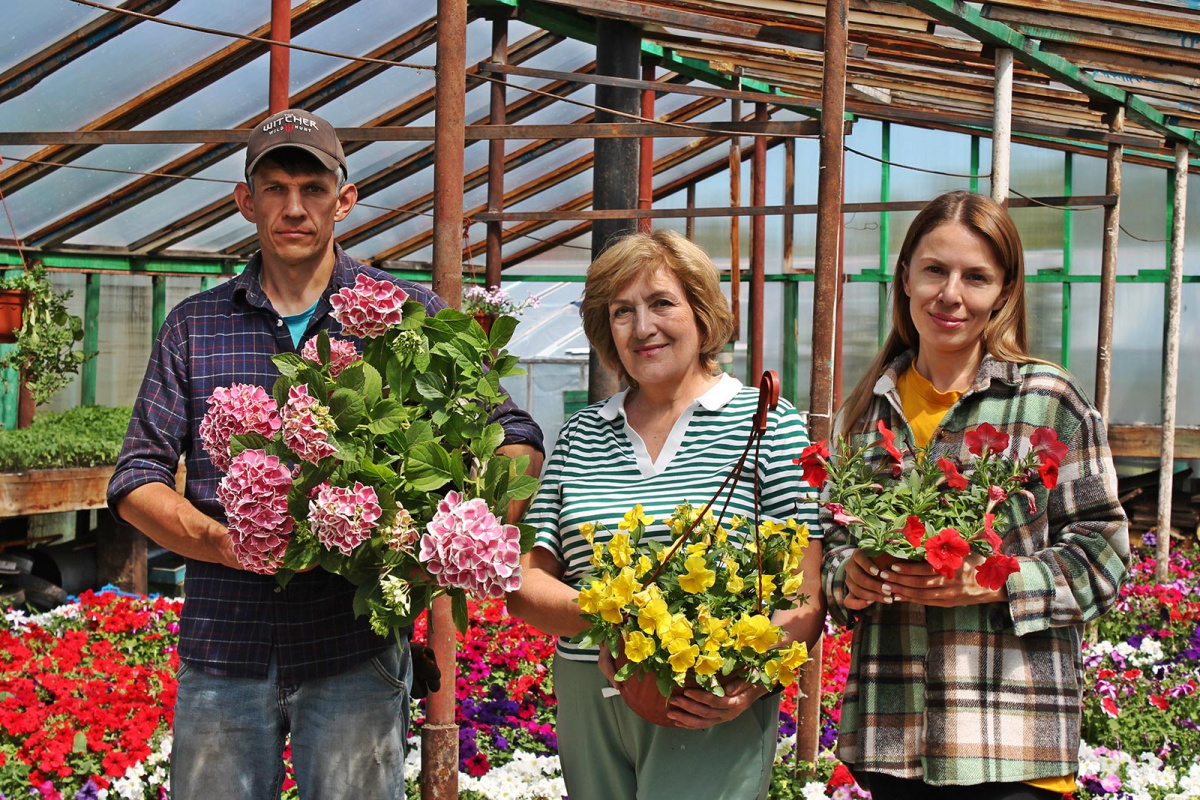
top-left (409, 642), bottom-right (442, 699)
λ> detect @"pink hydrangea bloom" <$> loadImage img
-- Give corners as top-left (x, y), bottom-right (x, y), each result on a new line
top-left (215, 449), bottom-right (294, 575)
top-left (300, 336), bottom-right (360, 379)
top-left (329, 274), bottom-right (408, 338)
top-left (200, 384), bottom-right (282, 472)
top-left (419, 490), bottom-right (522, 598)
top-left (281, 385), bottom-right (339, 465)
top-left (309, 481), bottom-right (382, 556)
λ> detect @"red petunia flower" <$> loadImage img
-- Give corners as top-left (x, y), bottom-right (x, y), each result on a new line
top-left (976, 553), bottom-right (1019, 591)
top-left (903, 516), bottom-right (926, 549)
top-left (978, 513), bottom-right (1001, 550)
top-left (925, 528), bottom-right (971, 578)
top-left (874, 420), bottom-right (904, 464)
top-left (828, 763), bottom-right (856, 789)
top-left (792, 440), bottom-right (831, 488)
top-left (1101, 697), bottom-right (1120, 717)
top-left (937, 457), bottom-right (969, 490)
top-left (1038, 459), bottom-right (1059, 490)
top-left (1149, 694), bottom-right (1170, 711)
top-left (1030, 426), bottom-right (1068, 466)
top-left (964, 422), bottom-right (1010, 458)
top-left (825, 502), bottom-right (864, 527)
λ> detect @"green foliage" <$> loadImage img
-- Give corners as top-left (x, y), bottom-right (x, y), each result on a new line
top-left (0, 264), bottom-right (95, 406)
top-left (266, 309), bottom-right (531, 637)
top-left (0, 405), bottom-right (131, 471)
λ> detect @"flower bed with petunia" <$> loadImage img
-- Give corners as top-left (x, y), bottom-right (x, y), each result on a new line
top-left (3, 539), bottom-right (1198, 800)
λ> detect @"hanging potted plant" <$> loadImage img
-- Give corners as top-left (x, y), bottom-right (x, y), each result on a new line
top-left (461, 285), bottom-right (539, 335)
top-left (0, 263), bottom-right (94, 414)
top-left (0, 282), bottom-right (26, 344)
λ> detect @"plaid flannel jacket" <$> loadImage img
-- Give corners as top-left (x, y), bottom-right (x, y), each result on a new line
top-left (108, 246), bottom-right (543, 683)
top-left (821, 351), bottom-right (1129, 786)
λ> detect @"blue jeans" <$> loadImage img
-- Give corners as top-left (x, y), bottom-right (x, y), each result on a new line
top-left (171, 643), bottom-right (411, 800)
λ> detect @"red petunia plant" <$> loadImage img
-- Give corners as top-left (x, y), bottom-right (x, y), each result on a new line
top-left (795, 421), bottom-right (1069, 590)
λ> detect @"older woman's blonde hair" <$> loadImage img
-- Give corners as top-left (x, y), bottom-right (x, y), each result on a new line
top-left (580, 229), bottom-right (734, 387)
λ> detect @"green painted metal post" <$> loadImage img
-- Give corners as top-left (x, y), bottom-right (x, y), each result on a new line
top-left (81, 273), bottom-right (101, 406)
top-left (152, 276), bottom-right (167, 343)
top-left (1061, 152), bottom-right (1073, 369)
top-left (0, 268), bottom-right (20, 429)
top-left (970, 136), bottom-right (981, 195)
top-left (783, 276), bottom-right (800, 406)
top-left (201, 276), bottom-right (219, 291)
top-left (878, 121), bottom-right (891, 347)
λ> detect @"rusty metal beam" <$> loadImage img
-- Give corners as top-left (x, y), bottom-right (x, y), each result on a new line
top-left (482, 62), bottom-right (824, 109)
top-left (472, 193), bottom-right (1110, 222)
top-left (0, 0), bottom-right (360, 197)
top-left (269, 0), bottom-right (292, 112)
top-left (0, 0), bottom-right (181, 105)
top-left (0, 120), bottom-right (823, 147)
top-left (28, 18), bottom-right (445, 249)
top-left (1095, 108), bottom-right (1124, 422)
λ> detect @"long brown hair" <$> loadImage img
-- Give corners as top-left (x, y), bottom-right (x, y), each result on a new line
top-left (840, 191), bottom-right (1039, 434)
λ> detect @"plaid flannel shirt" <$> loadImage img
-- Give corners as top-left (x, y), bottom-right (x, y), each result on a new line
top-left (108, 245), bottom-right (543, 683)
top-left (821, 351), bottom-right (1129, 786)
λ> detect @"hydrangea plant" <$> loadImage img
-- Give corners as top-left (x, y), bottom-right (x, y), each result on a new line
top-left (200, 274), bottom-right (538, 640)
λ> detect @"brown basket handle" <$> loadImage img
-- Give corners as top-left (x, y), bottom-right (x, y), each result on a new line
top-left (643, 371), bottom-right (780, 590)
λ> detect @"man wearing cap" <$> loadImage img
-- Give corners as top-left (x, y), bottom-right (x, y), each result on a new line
top-left (108, 109), bottom-right (544, 799)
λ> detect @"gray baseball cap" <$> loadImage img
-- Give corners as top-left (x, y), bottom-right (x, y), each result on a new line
top-left (245, 109), bottom-right (347, 180)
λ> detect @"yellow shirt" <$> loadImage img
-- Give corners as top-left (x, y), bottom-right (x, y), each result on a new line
top-left (895, 366), bottom-right (960, 449)
top-left (897, 365), bottom-right (1078, 795)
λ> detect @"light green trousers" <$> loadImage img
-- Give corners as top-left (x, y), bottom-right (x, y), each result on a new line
top-left (553, 654), bottom-right (781, 800)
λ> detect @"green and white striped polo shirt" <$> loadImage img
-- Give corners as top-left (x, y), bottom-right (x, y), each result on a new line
top-left (525, 374), bottom-right (822, 661)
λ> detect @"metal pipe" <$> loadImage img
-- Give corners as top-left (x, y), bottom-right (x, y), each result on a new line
top-left (268, 0), bottom-right (291, 113)
top-left (1095, 108), bottom-right (1124, 422)
top-left (638, 60), bottom-right (655, 234)
top-left (992, 48), bottom-right (1013, 204)
top-left (1156, 140), bottom-right (1187, 584)
top-left (425, 0), bottom-right (468, 793)
top-left (750, 103), bottom-right (767, 380)
top-left (878, 121), bottom-right (890, 347)
top-left (588, 18), bottom-right (641, 403)
top-left (783, 141), bottom-right (798, 402)
top-left (486, 16), bottom-right (509, 290)
top-left (730, 93), bottom-right (742, 342)
top-left (970, 135), bottom-right (980, 195)
top-left (686, 183), bottom-right (696, 240)
top-left (804, 0), bottom-right (848, 767)
top-left (1061, 151), bottom-right (1073, 370)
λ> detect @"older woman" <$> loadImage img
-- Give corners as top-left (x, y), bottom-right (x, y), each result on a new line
top-left (508, 229), bottom-right (825, 800)
top-left (824, 191), bottom-right (1129, 799)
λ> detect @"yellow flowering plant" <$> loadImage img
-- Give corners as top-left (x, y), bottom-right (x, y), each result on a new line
top-left (573, 501), bottom-right (812, 702)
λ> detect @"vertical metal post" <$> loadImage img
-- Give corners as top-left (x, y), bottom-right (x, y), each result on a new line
top-left (804, 0), bottom-right (848, 767)
top-left (1156, 141), bottom-right (1187, 583)
top-left (485, 15), bottom-right (509, 290)
top-left (749, 103), bottom-right (767, 380)
top-left (1061, 152), bottom-right (1073, 370)
top-left (268, 0), bottom-right (291, 113)
top-left (992, 49), bottom-right (1013, 204)
top-left (638, 59), bottom-right (655, 234)
top-left (151, 276), bottom-right (167, 341)
top-left (878, 121), bottom-right (891, 347)
top-left (426, 0), bottom-right (468, 794)
top-left (685, 183), bottom-right (696, 241)
top-left (729, 92), bottom-right (742, 343)
top-left (81, 273), bottom-right (100, 406)
top-left (970, 135), bottom-right (981, 195)
top-left (686, 183), bottom-right (696, 241)
top-left (783, 138), bottom-right (798, 402)
top-left (1095, 108), bottom-right (1123, 422)
top-left (589, 19), bottom-right (641, 402)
